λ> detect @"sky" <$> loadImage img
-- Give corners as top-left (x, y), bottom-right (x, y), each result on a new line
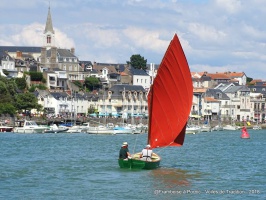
top-left (1, 0), bottom-right (266, 80)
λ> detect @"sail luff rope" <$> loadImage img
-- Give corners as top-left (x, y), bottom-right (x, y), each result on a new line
top-left (155, 141), bottom-right (174, 154)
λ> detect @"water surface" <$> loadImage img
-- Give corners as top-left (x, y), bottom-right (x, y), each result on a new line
top-left (0, 130), bottom-right (265, 200)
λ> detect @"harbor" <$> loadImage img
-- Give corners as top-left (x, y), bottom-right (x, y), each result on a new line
top-left (0, 130), bottom-right (265, 199)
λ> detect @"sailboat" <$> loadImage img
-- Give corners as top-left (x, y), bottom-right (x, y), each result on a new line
top-left (118, 34), bottom-right (193, 169)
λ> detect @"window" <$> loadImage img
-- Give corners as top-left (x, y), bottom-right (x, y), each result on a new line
top-left (49, 76), bottom-right (55, 81)
top-left (47, 35), bottom-right (51, 44)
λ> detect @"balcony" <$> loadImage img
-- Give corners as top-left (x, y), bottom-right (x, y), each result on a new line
top-left (221, 105), bottom-right (235, 108)
top-left (254, 109), bottom-right (265, 113)
top-left (59, 109), bottom-right (70, 113)
top-left (240, 109), bottom-right (250, 112)
top-left (231, 98), bottom-right (240, 102)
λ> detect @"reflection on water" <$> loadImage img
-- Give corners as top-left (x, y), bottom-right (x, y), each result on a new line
top-left (149, 167), bottom-right (202, 189)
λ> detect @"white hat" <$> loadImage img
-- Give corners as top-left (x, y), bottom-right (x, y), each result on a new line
top-left (122, 142), bottom-right (128, 146)
top-left (146, 144), bottom-right (151, 148)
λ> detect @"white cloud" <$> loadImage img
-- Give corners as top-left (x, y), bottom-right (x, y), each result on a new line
top-left (188, 23), bottom-right (227, 43)
top-left (2, 0), bottom-right (266, 79)
top-left (123, 27), bottom-right (169, 53)
top-left (81, 24), bottom-right (121, 48)
top-left (1, 23), bottom-right (75, 49)
top-left (215, 0), bottom-right (242, 14)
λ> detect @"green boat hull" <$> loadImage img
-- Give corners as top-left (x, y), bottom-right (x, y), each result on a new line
top-left (118, 152), bottom-right (161, 170)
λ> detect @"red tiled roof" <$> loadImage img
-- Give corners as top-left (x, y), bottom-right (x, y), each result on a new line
top-left (250, 79), bottom-right (262, 84)
top-left (207, 73), bottom-right (231, 80)
top-left (193, 88), bottom-right (207, 93)
top-left (120, 72), bottom-right (128, 76)
top-left (204, 97), bottom-right (219, 102)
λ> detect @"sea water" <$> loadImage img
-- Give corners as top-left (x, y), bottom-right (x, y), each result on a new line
top-left (0, 130), bottom-right (265, 200)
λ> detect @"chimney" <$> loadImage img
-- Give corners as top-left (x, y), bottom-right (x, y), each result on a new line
top-left (16, 51), bottom-right (22, 58)
top-left (71, 47), bottom-right (75, 55)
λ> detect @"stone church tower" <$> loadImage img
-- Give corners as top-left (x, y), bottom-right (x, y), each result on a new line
top-left (40, 6), bottom-right (57, 69)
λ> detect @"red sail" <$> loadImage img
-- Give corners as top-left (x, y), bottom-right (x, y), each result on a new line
top-left (148, 34), bottom-right (193, 148)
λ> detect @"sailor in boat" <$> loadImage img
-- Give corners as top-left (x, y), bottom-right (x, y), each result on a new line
top-left (119, 142), bottom-right (131, 160)
top-left (140, 144), bottom-right (154, 161)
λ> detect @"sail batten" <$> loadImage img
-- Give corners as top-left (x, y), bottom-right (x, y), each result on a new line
top-left (148, 34), bottom-right (193, 149)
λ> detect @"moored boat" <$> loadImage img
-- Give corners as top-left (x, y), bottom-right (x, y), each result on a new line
top-left (186, 125), bottom-right (201, 134)
top-left (253, 125), bottom-right (262, 130)
top-left (44, 124), bottom-right (69, 133)
top-left (201, 124), bottom-right (212, 132)
top-left (223, 124), bottom-right (241, 131)
top-left (212, 125), bottom-right (223, 131)
top-left (113, 125), bottom-right (133, 134)
top-left (13, 120), bottom-right (47, 133)
top-left (87, 125), bottom-right (114, 134)
top-left (0, 122), bottom-right (13, 132)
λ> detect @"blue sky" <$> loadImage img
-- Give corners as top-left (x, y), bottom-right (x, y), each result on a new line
top-left (1, 0), bottom-right (266, 79)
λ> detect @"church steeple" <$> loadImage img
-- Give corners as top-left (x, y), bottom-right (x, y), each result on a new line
top-left (44, 6), bottom-right (54, 34)
top-left (43, 6), bottom-right (55, 49)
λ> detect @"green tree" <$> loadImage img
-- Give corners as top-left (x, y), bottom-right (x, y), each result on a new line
top-left (88, 105), bottom-right (96, 114)
top-left (28, 84), bottom-right (47, 92)
top-left (127, 54), bottom-right (147, 70)
top-left (73, 80), bottom-right (83, 90)
top-left (6, 79), bottom-right (17, 96)
top-left (0, 103), bottom-right (16, 115)
top-left (15, 77), bottom-right (27, 90)
top-left (14, 92), bottom-right (39, 113)
top-left (246, 77), bottom-right (253, 85)
top-left (0, 81), bottom-right (8, 95)
top-left (29, 71), bottom-right (43, 81)
top-left (84, 77), bottom-right (101, 91)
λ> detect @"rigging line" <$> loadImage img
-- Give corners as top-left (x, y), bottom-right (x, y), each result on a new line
top-left (132, 133), bottom-right (139, 155)
top-left (155, 141), bottom-right (174, 154)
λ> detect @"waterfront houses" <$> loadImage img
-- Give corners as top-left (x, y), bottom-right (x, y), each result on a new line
top-left (1, 6), bottom-right (266, 124)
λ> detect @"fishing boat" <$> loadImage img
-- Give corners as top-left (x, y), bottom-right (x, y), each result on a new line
top-left (118, 34), bottom-right (193, 169)
top-left (13, 120), bottom-right (47, 133)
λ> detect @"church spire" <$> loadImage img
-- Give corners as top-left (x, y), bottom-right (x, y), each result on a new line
top-left (43, 6), bottom-right (55, 49)
top-left (44, 6), bottom-right (54, 34)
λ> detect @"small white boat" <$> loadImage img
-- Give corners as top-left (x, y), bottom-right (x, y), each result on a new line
top-left (13, 120), bottom-right (47, 133)
top-left (212, 125), bottom-right (223, 131)
top-left (66, 125), bottom-right (85, 133)
top-left (201, 124), bottom-right (212, 132)
top-left (186, 125), bottom-right (201, 134)
top-left (253, 125), bottom-right (262, 130)
top-left (86, 125), bottom-right (114, 134)
top-left (223, 125), bottom-right (241, 131)
top-left (0, 122), bottom-right (13, 132)
top-left (113, 125), bottom-right (133, 134)
top-left (44, 124), bottom-right (68, 133)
